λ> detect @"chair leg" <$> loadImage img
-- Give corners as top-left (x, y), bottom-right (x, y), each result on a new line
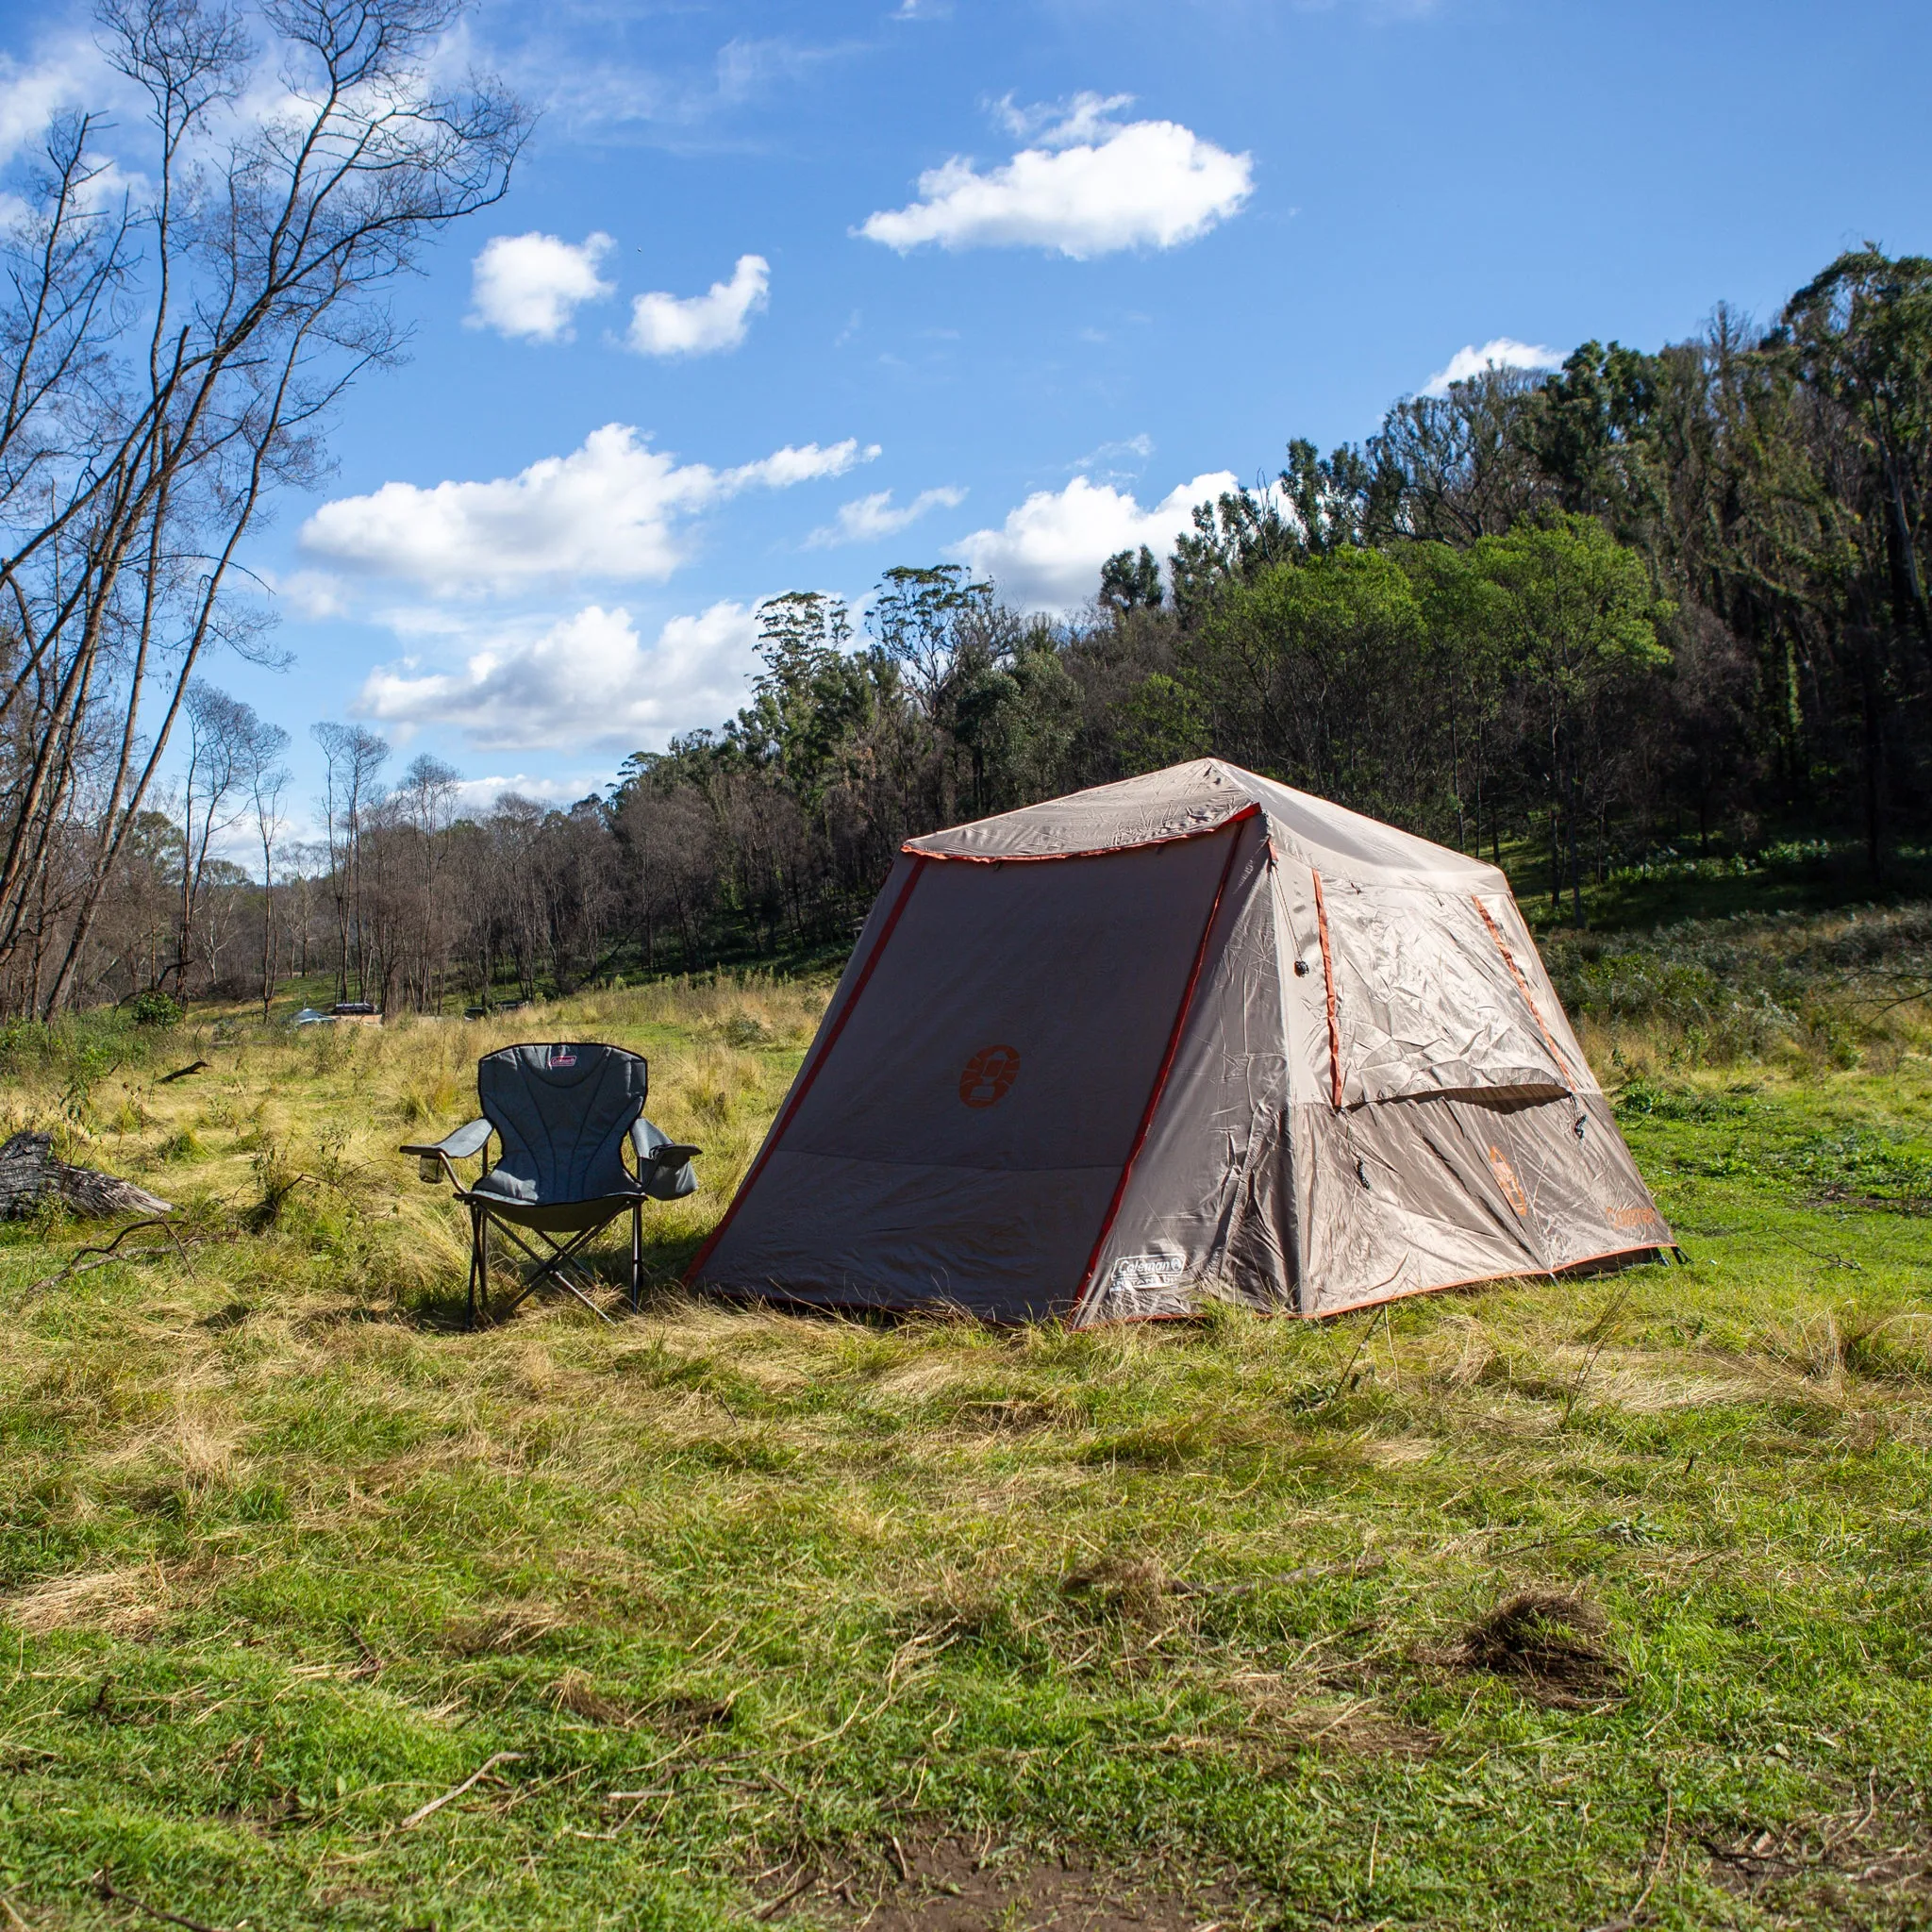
top-left (631, 1201), bottom-right (642, 1313)
top-left (466, 1204), bottom-right (479, 1330)
top-left (476, 1209), bottom-right (491, 1326)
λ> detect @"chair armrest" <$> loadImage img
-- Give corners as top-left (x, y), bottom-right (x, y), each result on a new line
top-left (402, 1118), bottom-right (492, 1159)
top-left (630, 1117), bottom-right (701, 1199)
top-left (400, 1118), bottom-right (491, 1186)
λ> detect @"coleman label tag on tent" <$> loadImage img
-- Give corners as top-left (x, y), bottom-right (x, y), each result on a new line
top-left (1100, 1251), bottom-right (1192, 1319)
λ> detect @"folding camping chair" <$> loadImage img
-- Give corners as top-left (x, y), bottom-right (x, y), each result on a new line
top-left (401, 1041), bottom-right (699, 1326)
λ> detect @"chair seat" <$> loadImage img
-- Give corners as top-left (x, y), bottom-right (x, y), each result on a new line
top-left (462, 1182), bottom-right (651, 1233)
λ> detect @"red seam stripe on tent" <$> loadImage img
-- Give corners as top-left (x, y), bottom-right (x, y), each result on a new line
top-left (1311, 868), bottom-right (1342, 1111)
top-left (902, 808), bottom-right (1254, 865)
top-left (1069, 817), bottom-right (1251, 1321)
top-left (1471, 894), bottom-right (1576, 1089)
top-left (685, 857), bottom-right (928, 1284)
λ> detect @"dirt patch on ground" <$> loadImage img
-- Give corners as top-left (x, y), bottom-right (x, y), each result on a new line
top-left (755, 1833), bottom-right (1260, 1930)
top-left (1457, 1591), bottom-right (1622, 1708)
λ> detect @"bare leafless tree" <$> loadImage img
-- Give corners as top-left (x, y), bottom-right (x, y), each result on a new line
top-left (0, 0), bottom-right (526, 1015)
top-left (248, 729), bottom-right (290, 1018)
top-left (313, 718), bottom-right (386, 1000)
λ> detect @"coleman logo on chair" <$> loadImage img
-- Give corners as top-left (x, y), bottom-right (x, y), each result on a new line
top-left (547, 1044), bottom-right (577, 1070)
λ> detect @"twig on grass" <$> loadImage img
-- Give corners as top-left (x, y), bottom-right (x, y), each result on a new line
top-left (1585, 1790), bottom-right (1673, 1932)
top-left (397, 1750), bottom-right (525, 1829)
top-left (1562, 1283), bottom-right (1633, 1427)
top-left (755, 1870), bottom-right (814, 1921)
top-left (26, 1220), bottom-right (214, 1296)
top-left (89, 1873), bottom-right (222, 1932)
top-left (2, 1893), bottom-right (32, 1930)
top-left (1317, 1307), bottom-right (1389, 1410)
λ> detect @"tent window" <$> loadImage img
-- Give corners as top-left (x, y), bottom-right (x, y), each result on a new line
top-left (1322, 884), bottom-right (1571, 1107)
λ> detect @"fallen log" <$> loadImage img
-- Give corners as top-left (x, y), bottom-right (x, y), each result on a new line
top-left (0, 1131), bottom-right (173, 1220)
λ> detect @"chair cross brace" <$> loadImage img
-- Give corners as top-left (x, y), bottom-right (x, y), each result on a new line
top-left (468, 1200), bottom-right (642, 1328)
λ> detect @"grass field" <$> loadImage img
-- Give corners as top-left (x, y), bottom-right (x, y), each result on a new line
top-left (4, 908), bottom-right (1932, 1931)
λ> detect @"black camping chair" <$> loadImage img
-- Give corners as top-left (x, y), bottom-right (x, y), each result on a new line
top-left (401, 1041), bottom-right (699, 1327)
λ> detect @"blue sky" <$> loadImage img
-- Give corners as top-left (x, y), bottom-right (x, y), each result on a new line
top-left (5, 0), bottom-right (1930, 824)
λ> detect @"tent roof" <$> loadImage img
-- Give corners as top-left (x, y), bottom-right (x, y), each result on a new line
top-left (905, 758), bottom-right (1506, 887)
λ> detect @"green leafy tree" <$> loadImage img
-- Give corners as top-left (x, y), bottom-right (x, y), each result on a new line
top-left (1466, 514), bottom-right (1673, 918)
top-left (1099, 545), bottom-right (1163, 614)
top-left (1171, 546), bottom-right (1441, 821)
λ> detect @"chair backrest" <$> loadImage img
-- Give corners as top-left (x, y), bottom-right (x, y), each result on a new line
top-left (476, 1042), bottom-right (648, 1204)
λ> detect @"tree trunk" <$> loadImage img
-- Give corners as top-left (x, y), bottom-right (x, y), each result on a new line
top-left (0, 1132), bottom-right (173, 1220)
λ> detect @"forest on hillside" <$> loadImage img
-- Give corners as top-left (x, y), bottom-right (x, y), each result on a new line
top-left (11, 243), bottom-right (1932, 1015)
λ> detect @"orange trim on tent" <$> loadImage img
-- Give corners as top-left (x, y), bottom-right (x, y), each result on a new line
top-left (1472, 894), bottom-right (1576, 1088)
top-left (1313, 1242), bottom-right (1671, 1322)
top-left (685, 857), bottom-right (929, 1284)
top-left (1311, 868), bottom-right (1342, 1110)
top-left (1069, 817), bottom-right (1250, 1321)
top-left (904, 803), bottom-right (1258, 864)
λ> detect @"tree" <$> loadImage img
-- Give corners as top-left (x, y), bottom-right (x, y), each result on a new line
top-left (1465, 513), bottom-right (1673, 919)
top-left (0, 0), bottom-right (525, 1017)
top-left (1173, 545), bottom-right (1441, 822)
top-left (1099, 545), bottom-right (1163, 614)
top-left (867, 565), bottom-right (991, 720)
top-left (313, 722), bottom-right (388, 1001)
top-left (250, 746), bottom-right (291, 1021)
top-left (1775, 247), bottom-right (1932, 871)
top-left (175, 682), bottom-right (282, 996)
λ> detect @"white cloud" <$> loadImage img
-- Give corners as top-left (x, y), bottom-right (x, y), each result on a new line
top-left (1423, 336), bottom-right (1565, 396)
top-left (299, 424), bottom-right (878, 593)
top-left (806, 485), bottom-right (966, 548)
top-left (468, 230), bottom-right (615, 341)
top-left (452, 774), bottom-right (597, 811)
top-left (1067, 432), bottom-right (1154, 477)
top-left (354, 602), bottom-right (761, 753)
top-left (267, 569), bottom-right (349, 619)
top-left (950, 471), bottom-right (1236, 613)
top-left (627, 254), bottom-right (770, 357)
top-left (991, 91), bottom-right (1134, 147)
top-left (0, 37), bottom-right (100, 167)
top-left (858, 98), bottom-right (1251, 258)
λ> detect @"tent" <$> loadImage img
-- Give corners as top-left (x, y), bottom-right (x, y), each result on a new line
top-left (688, 759), bottom-right (1670, 1324)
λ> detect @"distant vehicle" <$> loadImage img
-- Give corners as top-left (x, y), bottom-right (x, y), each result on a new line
top-left (292, 1008), bottom-right (334, 1027)
top-left (463, 1000), bottom-right (527, 1019)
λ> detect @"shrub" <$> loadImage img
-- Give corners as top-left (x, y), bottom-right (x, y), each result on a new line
top-left (132, 991), bottom-right (183, 1028)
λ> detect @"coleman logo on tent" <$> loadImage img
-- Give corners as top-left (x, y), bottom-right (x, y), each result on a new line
top-left (1606, 1201), bottom-right (1664, 1232)
top-left (1487, 1145), bottom-right (1531, 1217)
top-left (547, 1045), bottom-right (577, 1070)
top-left (958, 1043), bottom-right (1020, 1108)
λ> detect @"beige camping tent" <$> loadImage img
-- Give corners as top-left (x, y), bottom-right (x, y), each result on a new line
top-left (689, 759), bottom-right (1670, 1323)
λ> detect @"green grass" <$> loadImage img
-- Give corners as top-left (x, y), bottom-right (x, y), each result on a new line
top-left (3, 936), bottom-right (1932, 1929)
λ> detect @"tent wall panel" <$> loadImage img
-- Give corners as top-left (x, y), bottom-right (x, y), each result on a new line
top-left (1074, 819), bottom-right (1291, 1324)
top-left (695, 829), bottom-right (1241, 1320)
top-left (1301, 1090), bottom-right (1667, 1315)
